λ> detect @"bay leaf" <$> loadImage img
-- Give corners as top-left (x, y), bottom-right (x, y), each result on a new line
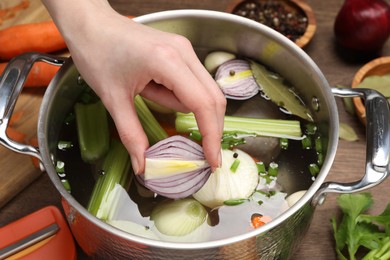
top-left (250, 61), bottom-right (314, 122)
top-left (339, 123), bottom-right (358, 142)
top-left (357, 75), bottom-right (390, 98)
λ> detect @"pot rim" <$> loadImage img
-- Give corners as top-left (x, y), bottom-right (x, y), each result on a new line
top-left (38, 9), bottom-right (338, 250)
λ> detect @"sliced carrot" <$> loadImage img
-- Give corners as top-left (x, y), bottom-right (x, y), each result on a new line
top-left (0, 61), bottom-right (60, 87)
top-left (6, 127), bottom-right (26, 143)
top-left (251, 215), bottom-right (272, 229)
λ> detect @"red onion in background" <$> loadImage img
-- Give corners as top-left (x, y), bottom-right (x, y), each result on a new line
top-left (334, 0), bottom-right (390, 52)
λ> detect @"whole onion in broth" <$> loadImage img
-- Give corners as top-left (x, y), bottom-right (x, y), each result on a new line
top-left (334, 0), bottom-right (390, 52)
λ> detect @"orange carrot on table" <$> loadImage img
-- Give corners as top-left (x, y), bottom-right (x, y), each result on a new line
top-left (0, 15), bottom-right (135, 61)
top-left (0, 20), bottom-right (67, 60)
top-left (0, 61), bottom-right (60, 87)
top-left (6, 127), bottom-right (26, 143)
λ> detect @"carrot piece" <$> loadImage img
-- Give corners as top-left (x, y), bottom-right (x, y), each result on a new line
top-left (6, 127), bottom-right (26, 143)
top-left (28, 137), bottom-right (40, 169)
top-left (0, 61), bottom-right (59, 87)
top-left (0, 21), bottom-right (67, 60)
top-left (251, 215), bottom-right (272, 229)
top-left (0, 15), bottom-right (135, 61)
top-left (9, 110), bottom-right (24, 126)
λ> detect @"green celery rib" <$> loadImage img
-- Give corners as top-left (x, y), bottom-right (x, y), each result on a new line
top-left (175, 113), bottom-right (302, 140)
top-left (74, 100), bottom-right (110, 163)
top-left (87, 140), bottom-right (132, 220)
top-left (134, 95), bottom-right (168, 144)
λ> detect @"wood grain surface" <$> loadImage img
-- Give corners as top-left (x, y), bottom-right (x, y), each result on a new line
top-left (0, 0), bottom-right (390, 259)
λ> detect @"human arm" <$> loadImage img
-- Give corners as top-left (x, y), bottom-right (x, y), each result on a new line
top-left (41, 0), bottom-right (226, 173)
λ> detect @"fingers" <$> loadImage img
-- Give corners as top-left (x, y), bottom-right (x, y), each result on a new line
top-left (101, 92), bottom-right (149, 174)
top-left (149, 40), bottom-right (226, 169)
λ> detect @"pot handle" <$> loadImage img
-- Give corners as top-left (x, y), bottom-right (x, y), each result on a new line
top-left (313, 87), bottom-right (390, 205)
top-left (0, 52), bottom-right (66, 162)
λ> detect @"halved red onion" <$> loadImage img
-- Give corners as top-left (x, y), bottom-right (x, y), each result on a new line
top-left (136, 135), bottom-right (212, 199)
top-left (215, 59), bottom-right (259, 100)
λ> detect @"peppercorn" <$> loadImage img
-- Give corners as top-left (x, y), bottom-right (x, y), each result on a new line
top-left (232, 0), bottom-right (308, 42)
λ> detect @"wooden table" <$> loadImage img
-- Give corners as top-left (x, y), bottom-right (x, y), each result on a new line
top-left (1, 0), bottom-right (390, 259)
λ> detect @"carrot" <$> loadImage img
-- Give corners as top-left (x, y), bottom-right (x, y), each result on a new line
top-left (0, 61), bottom-right (59, 87)
top-left (0, 15), bottom-right (135, 61)
top-left (6, 127), bottom-right (26, 143)
top-left (28, 137), bottom-right (40, 169)
top-left (0, 20), bottom-right (67, 61)
top-left (251, 215), bottom-right (272, 229)
top-left (9, 110), bottom-right (24, 126)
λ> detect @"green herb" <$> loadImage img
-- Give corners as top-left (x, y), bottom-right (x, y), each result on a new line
top-left (230, 158), bottom-right (241, 173)
top-left (176, 112), bottom-right (302, 140)
top-left (268, 162), bottom-right (279, 177)
top-left (250, 60), bottom-right (313, 122)
top-left (57, 140), bottom-right (73, 151)
top-left (301, 135), bottom-right (312, 149)
top-left (280, 138), bottom-right (288, 150)
top-left (332, 193), bottom-right (390, 260)
top-left (305, 123), bottom-right (317, 135)
top-left (55, 160), bottom-right (65, 173)
top-left (223, 198), bottom-right (248, 206)
top-left (256, 162), bottom-right (266, 174)
top-left (308, 163), bottom-right (320, 176)
top-left (356, 75), bottom-right (390, 99)
top-left (189, 130), bottom-right (202, 142)
top-left (61, 179), bottom-right (71, 193)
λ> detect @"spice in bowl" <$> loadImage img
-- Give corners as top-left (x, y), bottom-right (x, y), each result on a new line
top-left (228, 0), bottom-right (316, 48)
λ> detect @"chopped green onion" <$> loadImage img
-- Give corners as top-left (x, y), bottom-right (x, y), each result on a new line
top-left (315, 136), bottom-right (323, 153)
top-left (134, 95), bottom-right (168, 144)
top-left (176, 113), bottom-right (302, 140)
top-left (256, 162), bottom-right (266, 174)
top-left (268, 162), bottom-right (279, 177)
top-left (87, 140), bottom-right (132, 220)
top-left (279, 138), bottom-right (288, 150)
top-left (309, 163), bottom-right (320, 176)
top-left (61, 179), bottom-right (71, 193)
top-left (74, 100), bottom-right (110, 163)
top-left (221, 133), bottom-right (246, 148)
top-left (58, 141), bottom-right (73, 151)
top-left (230, 158), bottom-right (241, 173)
top-left (56, 160), bottom-right (65, 173)
top-left (305, 123), bottom-right (317, 135)
top-left (189, 130), bottom-right (202, 142)
top-left (317, 152), bottom-right (324, 166)
top-left (223, 198), bottom-right (248, 206)
top-left (301, 135), bottom-right (312, 149)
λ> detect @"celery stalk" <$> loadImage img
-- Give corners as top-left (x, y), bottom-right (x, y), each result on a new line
top-left (75, 100), bottom-right (110, 163)
top-left (134, 95), bottom-right (168, 144)
top-left (87, 140), bottom-right (132, 220)
top-left (175, 113), bottom-right (302, 140)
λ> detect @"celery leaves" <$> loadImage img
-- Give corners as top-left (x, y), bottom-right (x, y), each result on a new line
top-left (332, 193), bottom-right (390, 260)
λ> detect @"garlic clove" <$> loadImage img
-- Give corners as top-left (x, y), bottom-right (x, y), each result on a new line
top-left (204, 51), bottom-right (236, 73)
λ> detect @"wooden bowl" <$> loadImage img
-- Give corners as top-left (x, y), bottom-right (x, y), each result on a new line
top-left (352, 56), bottom-right (390, 125)
top-left (226, 0), bottom-right (316, 48)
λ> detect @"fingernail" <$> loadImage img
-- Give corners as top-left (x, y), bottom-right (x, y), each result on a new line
top-left (211, 150), bottom-right (222, 172)
top-left (131, 157), bottom-right (140, 174)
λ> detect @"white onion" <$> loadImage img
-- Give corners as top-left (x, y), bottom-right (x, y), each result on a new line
top-left (193, 149), bottom-right (259, 209)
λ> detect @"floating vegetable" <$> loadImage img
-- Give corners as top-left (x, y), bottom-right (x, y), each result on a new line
top-left (334, 0), bottom-right (390, 53)
top-left (204, 51), bottom-right (236, 73)
top-left (339, 123), bottom-right (359, 142)
top-left (250, 61), bottom-right (314, 122)
top-left (193, 149), bottom-right (259, 209)
top-left (176, 112), bottom-right (302, 140)
top-left (215, 59), bottom-right (259, 100)
top-left (136, 135), bottom-right (212, 199)
top-left (151, 198), bottom-right (208, 237)
top-left (286, 190), bottom-right (307, 207)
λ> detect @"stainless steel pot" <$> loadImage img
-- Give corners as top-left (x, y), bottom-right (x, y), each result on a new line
top-left (1, 10), bottom-right (389, 259)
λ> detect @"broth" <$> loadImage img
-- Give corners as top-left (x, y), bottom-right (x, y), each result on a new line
top-left (55, 61), bottom-right (320, 242)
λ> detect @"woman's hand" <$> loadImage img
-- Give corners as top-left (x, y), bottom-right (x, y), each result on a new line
top-left (42, 0), bottom-right (226, 173)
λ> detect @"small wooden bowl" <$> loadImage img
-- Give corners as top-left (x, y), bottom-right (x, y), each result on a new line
top-left (226, 0), bottom-right (316, 48)
top-left (352, 56), bottom-right (390, 125)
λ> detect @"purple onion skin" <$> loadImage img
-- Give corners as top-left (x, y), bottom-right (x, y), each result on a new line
top-left (334, 0), bottom-right (390, 52)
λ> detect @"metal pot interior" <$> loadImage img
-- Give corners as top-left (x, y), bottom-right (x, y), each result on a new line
top-left (38, 10), bottom-right (339, 258)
